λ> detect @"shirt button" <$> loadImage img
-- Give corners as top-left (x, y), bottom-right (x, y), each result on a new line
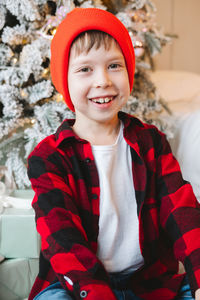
top-left (85, 158), bottom-right (91, 164)
top-left (80, 290), bottom-right (87, 298)
top-left (92, 194), bottom-right (98, 199)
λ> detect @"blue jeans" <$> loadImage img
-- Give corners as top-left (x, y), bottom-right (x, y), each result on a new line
top-left (33, 273), bottom-right (194, 300)
top-left (175, 276), bottom-right (195, 300)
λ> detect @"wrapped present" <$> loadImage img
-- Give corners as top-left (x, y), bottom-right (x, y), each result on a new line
top-left (0, 258), bottom-right (39, 300)
top-left (0, 189), bottom-right (40, 258)
top-left (1, 188), bottom-right (34, 210)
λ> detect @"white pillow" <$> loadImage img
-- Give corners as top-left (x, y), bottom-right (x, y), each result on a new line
top-left (170, 111), bottom-right (200, 202)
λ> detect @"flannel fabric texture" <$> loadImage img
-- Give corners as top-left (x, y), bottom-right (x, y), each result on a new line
top-left (27, 112), bottom-right (200, 300)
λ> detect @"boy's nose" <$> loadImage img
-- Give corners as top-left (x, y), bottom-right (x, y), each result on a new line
top-left (93, 70), bottom-right (112, 88)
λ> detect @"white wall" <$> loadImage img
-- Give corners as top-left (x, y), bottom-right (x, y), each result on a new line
top-left (153, 0), bottom-right (200, 74)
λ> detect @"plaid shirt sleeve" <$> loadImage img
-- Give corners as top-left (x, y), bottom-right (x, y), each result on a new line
top-left (156, 130), bottom-right (200, 295)
top-left (27, 139), bottom-right (117, 300)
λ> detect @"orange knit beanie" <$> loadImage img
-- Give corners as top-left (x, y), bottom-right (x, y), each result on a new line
top-left (50, 7), bottom-right (135, 111)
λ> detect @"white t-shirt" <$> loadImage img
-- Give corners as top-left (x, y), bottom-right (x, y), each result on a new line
top-left (92, 123), bottom-right (144, 273)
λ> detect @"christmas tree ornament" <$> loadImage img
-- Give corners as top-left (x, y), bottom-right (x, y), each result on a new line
top-left (55, 93), bottom-right (64, 102)
top-left (30, 119), bottom-right (36, 125)
top-left (129, 32), bottom-right (145, 57)
top-left (134, 46), bottom-right (145, 58)
top-left (50, 27), bottom-right (57, 36)
top-left (20, 89), bottom-right (28, 99)
top-left (10, 57), bottom-right (18, 66)
top-left (131, 9), bottom-right (148, 22)
top-left (42, 68), bottom-right (50, 78)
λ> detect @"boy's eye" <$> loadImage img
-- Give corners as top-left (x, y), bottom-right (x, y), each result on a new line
top-left (79, 67), bottom-right (91, 72)
top-left (109, 63), bottom-right (121, 69)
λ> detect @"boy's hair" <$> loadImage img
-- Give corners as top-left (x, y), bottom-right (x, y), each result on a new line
top-left (50, 8), bottom-right (135, 111)
top-left (70, 30), bottom-right (119, 56)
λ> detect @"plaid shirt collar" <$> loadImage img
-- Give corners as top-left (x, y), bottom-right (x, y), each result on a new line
top-left (55, 111), bottom-right (144, 151)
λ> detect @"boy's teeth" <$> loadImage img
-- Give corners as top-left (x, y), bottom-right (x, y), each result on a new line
top-left (91, 97), bottom-right (113, 103)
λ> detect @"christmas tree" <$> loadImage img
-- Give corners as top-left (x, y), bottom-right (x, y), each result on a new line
top-left (0, 0), bottom-right (172, 189)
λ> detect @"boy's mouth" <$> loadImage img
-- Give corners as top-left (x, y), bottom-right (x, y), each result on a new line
top-left (89, 96), bottom-right (115, 104)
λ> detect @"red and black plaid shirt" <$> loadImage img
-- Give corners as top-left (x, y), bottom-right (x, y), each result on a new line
top-left (28, 112), bottom-right (200, 300)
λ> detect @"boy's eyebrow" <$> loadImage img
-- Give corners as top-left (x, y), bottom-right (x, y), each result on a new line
top-left (107, 55), bottom-right (125, 62)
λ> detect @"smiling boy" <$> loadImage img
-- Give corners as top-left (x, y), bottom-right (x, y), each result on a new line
top-left (67, 32), bottom-right (130, 145)
top-left (27, 7), bottom-right (200, 300)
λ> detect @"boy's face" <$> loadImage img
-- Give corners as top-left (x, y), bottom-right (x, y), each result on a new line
top-left (68, 40), bottom-right (130, 126)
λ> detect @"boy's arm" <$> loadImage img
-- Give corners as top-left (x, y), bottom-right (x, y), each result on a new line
top-left (27, 151), bottom-right (117, 300)
top-left (155, 130), bottom-right (200, 298)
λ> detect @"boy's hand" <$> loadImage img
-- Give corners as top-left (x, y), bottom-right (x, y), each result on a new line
top-left (195, 288), bottom-right (200, 300)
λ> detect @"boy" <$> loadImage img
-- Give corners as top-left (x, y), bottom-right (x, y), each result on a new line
top-left (27, 7), bottom-right (200, 300)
